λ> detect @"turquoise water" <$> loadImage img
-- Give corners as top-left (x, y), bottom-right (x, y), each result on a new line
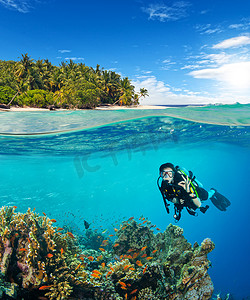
top-left (0, 106), bottom-right (250, 299)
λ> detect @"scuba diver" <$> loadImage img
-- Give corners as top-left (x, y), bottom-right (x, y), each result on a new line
top-left (157, 163), bottom-right (231, 221)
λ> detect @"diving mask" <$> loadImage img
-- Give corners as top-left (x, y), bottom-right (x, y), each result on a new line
top-left (160, 170), bottom-right (174, 179)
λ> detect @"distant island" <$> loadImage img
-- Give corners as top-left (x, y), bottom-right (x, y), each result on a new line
top-left (0, 54), bottom-right (148, 110)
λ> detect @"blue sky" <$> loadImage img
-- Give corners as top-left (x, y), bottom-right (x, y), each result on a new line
top-left (0, 0), bottom-right (250, 105)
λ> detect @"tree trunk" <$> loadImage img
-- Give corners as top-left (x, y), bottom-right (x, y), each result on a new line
top-left (7, 91), bottom-right (19, 106)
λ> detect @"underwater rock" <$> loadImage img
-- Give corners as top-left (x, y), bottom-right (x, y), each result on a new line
top-left (0, 207), bottom-right (215, 299)
top-left (0, 273), bottom-right (19, 299)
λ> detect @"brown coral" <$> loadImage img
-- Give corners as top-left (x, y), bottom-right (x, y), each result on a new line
top-left (0, 208), bottom-right (215, 300)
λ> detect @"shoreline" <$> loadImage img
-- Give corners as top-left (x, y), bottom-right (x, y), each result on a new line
top-left (0, 105), bottom-right (170, 112)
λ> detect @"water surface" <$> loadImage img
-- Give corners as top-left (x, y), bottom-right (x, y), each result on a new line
top-left (0, 105), bottom-right (249, 299)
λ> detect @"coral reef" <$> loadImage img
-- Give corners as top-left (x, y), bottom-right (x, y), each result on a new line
top-left (0, 206), bottom-right (215, 299)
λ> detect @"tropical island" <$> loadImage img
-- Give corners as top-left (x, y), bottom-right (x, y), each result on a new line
top-left (0, 54), bottom-right (148, 110)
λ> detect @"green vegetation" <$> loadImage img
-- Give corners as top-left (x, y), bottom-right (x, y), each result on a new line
top-left (0, 54), bottom-right (148, 109)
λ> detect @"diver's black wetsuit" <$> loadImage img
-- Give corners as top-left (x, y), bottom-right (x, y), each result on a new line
top-left (160, 169), bottom-right (208, 211)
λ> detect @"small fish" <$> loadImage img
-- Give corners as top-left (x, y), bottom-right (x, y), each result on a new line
top-left (129, 267), bottom-right (135, 271)
top-left (84, 220), bottom-right (90, 229)
top-left (50, 219), bottom-right (56, 223)
top-left (57, 228), bottom-right (64, 231)
top-left (152, 250), bottom-right (158, 253)
top-left (143, 265), bottom-right (147, 274)
top-left (113, 243), bottom-right (119, 247)
top-left (121, 286), bottom-right (127, 290)
top-left (92, 270), bottom-right (101, 275)
top-left (87, 256), bottom-right (94, 261)
top-left (33, 208), bottom-right (36, 211)
top-left (130, 289), bottom-right (138, 294)
top-left (47, 253), bottom-right (53, 258)
top-left (109, 234), bottom-right (114, 237)
top-left (136, 260), bottom-right (143, 267)
top-left (146, 257), bottom-right (153, 260)
top-left (120, 255), bottom-right (123, 259)
top-left (75, 263), bottom-right (81, 271)
top-left (128, 217), bottom-right (134, 221)
top-left (127, 255), bottom-right (132, 259)
top-left (141, 253), bottom-right (147, 258)
top-left (101, 262), bottom-right (105, 268)
top-left (13, 206), bottom-right (17, 209)
top-left (106, 271), bottom-right (112, 278)
top-left (79, 257), bottom-right (85, 261)
top-left (99, 248), bottom-right (106, 252)
top-left (57, 232), bottom-right (62, 235)
top-left (123, 265), bottom-right (130, 270)
top-left (156, 228), bottom-right (161, 231)
top-left (60, 248), bottom-right (64, 255)
top-left (19, 248), bottom-right (27, 252)
top-left (133, 252), bottom-right (139, 259)
top-left (109, 266), bottom-right (115, 272)
top-left (96, 255), bottom-right (103, 261)
top-left (91, 273), bottom-right (100, 278)
top-left (67, 232), bottom-right (75, 239)
top-left (138, 223), bottom-right (142, 225)
top-left (42, 212), bottom-right (46, 216)
top-left (119, 281), bottom-right (126, 287)
top-left (27, 238), bottom-right (31, 243)
top-left (125, 294), bottom-right (128, 300)
top-left (141, 246), bottom-right (147, 251)
top-left (39, 285), bottom-right (52, 290)
top-left (114, 228), bottom-right (118, 232)
top-left (127, 248), bottom-right (134, 253)
top-left (141, 217), bottom-right (145, 221)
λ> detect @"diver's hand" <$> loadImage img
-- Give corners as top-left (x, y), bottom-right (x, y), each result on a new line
top-left (178, 174), bottom-right (191, 193)
top-left (179, 199), bottom-right (185, 205)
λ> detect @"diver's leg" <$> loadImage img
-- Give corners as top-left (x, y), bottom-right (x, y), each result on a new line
top-left (192, 197), bottom-right (209, 213)
top-left (208, 189), bottom-right (215, 199)
top-left (192, 197), bottom-right (201, 208)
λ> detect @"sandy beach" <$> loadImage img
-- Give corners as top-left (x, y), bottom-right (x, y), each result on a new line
top-left (0, 105), bottom-right (169, 112)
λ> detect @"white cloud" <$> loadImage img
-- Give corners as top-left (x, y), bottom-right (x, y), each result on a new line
top-left (229, 19), bottom-right (250, 30)
top-left (213, 36), bottom-right (250, 49)
top-left (202, 52), bottom-right (234, 65)
top-left (162, 59), bottom-right (176, 65)
top-left (0, 0), bottom-right (31, 13)
top-left (181, 64), bottom-right (202, 70)
top-left (58, 50), bottom-right (72, 53)
top-left (133, 74), bottom-right (250, 105)
top-left (142, 1), bottom-right (190, 22)
top-left (189, 62), bottom-right (250, 91)
top-left (64, 57), bottom-right (84, 61)
top-left (133, 76), bottom-right (225, 105)
top-left (200, 10), bottom-right (210, 15)
top-left (195, 24), bottom-right (223, 35)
